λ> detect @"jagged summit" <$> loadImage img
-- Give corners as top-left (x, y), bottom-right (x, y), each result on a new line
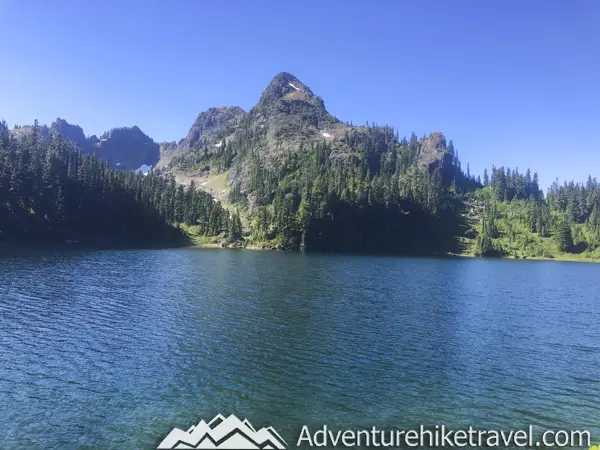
top-left (255, 72), bottom-right (325, 112)
top-left (50, 118), bottom-right (92, 153)
top-left (244, 72), bottom-right (338, 157)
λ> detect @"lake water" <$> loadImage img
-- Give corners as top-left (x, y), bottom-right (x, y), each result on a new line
top-left (0, 249), bottom-right (599, 449)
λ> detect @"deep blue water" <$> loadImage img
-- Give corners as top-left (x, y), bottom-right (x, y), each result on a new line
top-left (0, 249), bottom-right (599, 449)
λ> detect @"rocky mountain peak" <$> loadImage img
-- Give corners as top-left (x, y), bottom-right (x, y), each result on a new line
top-left (50, 118), bottom-right (90, 152)
top-left (256, 72), bottom-right (325, 112)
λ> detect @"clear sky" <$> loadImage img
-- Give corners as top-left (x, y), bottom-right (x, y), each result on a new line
top-left (1, 0), bottom-right (599, 188)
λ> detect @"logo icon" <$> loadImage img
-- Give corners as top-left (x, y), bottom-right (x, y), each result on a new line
top-left (158, 413), bottom-right (287, 449)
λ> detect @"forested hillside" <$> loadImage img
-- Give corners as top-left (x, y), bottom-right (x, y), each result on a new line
top-left (466, 166), bottom-right (600, 260)
top-left (225, 128), bottom-right (476, 254)
top-left (0, 121), bottom-right (231, 245)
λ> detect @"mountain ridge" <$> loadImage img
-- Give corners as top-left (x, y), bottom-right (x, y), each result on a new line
top-left (8, 118), bottom-right (160, 172)
top-left (6, 72), bottom-right (453, 182)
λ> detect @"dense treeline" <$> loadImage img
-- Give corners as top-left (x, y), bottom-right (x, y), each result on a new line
top-left (0, 121), bottom-right (228, 244)
top-left (547, 177), bottom-right (600, 250)
top-left (486, 166), bottom-right (541, 201)
top-left (472, 165), bottom-right (600, 258)
top-left (184, 116), bottom-right (600, 259)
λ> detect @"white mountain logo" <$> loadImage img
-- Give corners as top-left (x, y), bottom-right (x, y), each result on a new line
top-left (157, 413), bottom-right (287, 449)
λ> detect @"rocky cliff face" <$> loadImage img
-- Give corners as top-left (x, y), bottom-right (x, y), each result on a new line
top-left (417, 131), bottom-right (453, 170)
top-left (159, 141), bottom-right (178, 155)
top-left (156, 106), bottom-right (246, 169)
top-left (182, 106), bottom-right (247, 150)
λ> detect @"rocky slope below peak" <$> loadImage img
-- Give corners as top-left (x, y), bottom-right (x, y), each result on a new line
top-left (159, 141), bottom-right (178, 154)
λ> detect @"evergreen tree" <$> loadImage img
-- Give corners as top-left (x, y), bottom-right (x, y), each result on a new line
top-left (554, 215), bottom-right (574, 252)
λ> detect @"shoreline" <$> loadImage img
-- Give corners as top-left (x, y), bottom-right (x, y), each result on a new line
top-left (187, 240), bottom-right (600, 264)
top-left (444, 252), bottom-right (600, 264)
top-left (2, 238), bottom-right (600, 264)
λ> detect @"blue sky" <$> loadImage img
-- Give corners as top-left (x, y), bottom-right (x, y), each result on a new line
top-left (1, 0), bottom-right (599, 188)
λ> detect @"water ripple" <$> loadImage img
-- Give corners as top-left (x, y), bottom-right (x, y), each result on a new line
top-left (0, 250), bottom-right (599, 448)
